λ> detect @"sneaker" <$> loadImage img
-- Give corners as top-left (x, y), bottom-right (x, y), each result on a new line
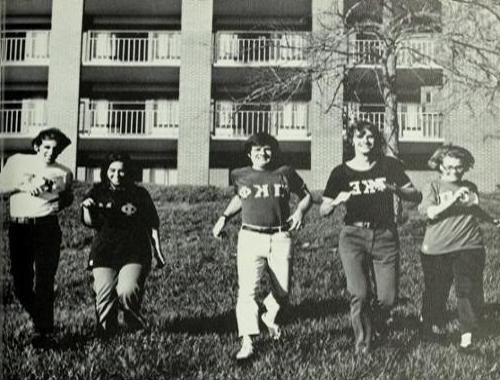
top-left (236, 336), bottom-right (254, 360)
top-left (261, 313), bottom-right (282, 340)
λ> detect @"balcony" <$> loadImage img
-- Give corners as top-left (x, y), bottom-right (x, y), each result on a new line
top-left (0, 100), bottom-right (47, 137)
top-left (349, 35), bottom-right (438, 68)
top-left (79, 100), bottom-right (179, 138)
top-left (0, 30), bottom-right (50, 65)
top-left (345, 103), bottom-right (443, 142)
top-left (82, 31), bottom-right (181, 66)
top-left (212, 101), bottom-right (309, 140)
top-left (214, 31), bottom-right (308, 67)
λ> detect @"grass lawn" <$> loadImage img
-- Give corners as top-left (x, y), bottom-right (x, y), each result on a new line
top-left (1, 184), bottom-right (500, 379)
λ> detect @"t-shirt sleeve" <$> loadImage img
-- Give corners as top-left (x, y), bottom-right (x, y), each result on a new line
top-left (284, 166), bottom-right (307, 197)
top-left (418, 181), bottom-right (438, 216)
top-left (230, 169), bottom-right (241, 196)
top-left (142, 188), bottom-right (160, 229)
top-left (0, 154), bottom-right (20, 189)
top-left (386, 157), bottom-right (411, 187)
top-left (323, 166), bottom-right (344, 199)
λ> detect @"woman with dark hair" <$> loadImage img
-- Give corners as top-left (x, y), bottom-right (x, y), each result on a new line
top-left (320, 120), bottom-right (422, 354)
top-left (81, 153), bottom-right (165, 337)
top-left (212, 132), bottom-right (312, 360)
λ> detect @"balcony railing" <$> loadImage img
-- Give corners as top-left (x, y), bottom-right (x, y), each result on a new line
top-left (345, 103), bottom-right (443, 142)
top-left (212, 101), bottom-right (309, 140)
top-left (350, 36), bottom-right (437, 67)
top-left (0, 100), bottom-right (48, 136)
top-left (214, 32), bottom-right (308, 66)
top-left (79, 100), bottom-right (179, 138)
top-left (82, 31), bottom-right (181, 65)
top-left (0, 31), bottom-right (50, 65)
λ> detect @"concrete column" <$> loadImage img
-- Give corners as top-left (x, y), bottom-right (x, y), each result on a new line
top-left (47, 0), bottom-right (84, 173)
top-left (177, 0), bottom-right (213, 185)
top-left (309, 0), bottom-right (344, 190)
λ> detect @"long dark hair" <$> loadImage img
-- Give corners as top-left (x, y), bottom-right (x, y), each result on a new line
top-left (344, 120), bottom-right (385, 160)
top-left (100, 152), bottom-right (134, 188)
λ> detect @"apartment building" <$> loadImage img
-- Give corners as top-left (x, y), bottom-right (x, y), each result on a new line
top-left (2, 0), bottom-right (499, 190)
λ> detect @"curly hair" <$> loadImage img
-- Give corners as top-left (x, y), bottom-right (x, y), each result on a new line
top-left (100, 152), bottom-right (134, 187)
top-left (344, 120), bottom-right (385, 160)
top-left (427, 144), bottom-right (475, 171)
top-left (243, 132), bottom-right (281, 167)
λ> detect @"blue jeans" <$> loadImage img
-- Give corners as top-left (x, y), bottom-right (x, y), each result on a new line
top-left (338, 225), bottom-right (400, 351)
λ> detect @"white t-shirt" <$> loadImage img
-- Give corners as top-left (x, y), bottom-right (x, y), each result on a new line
top-left (0, 154), bottom-right (73, 218)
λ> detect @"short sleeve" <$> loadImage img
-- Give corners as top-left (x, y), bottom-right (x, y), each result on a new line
top-left (386, 157), bottom-right (411, 187)
top-left (230, 168), bottom-right (241, 195)
top-left (0, 154), bottom-right (20, 189)
top-left (141, 188), bottom-right (160, 229)
top-left (283, 166), bottom-right (307, 197)
top-left (322, 166), bottom-right (345, 199)
top-left (418, 182), bottom-right (438, 216)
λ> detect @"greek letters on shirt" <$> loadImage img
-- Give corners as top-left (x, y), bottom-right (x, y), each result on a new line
top-left (238, 183), bottom-right (288, 200)
top-left (348, 177), bottom-right (387, 195)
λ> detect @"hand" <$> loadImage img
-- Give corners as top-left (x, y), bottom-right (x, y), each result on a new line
top-left (81, 198), bottom-right (96, 208)
top-left (493, 218), bottom-right (500, 228)
top-left (453, 187), bottom-right (470, 202)
top-left (212, 216), bottom-right (227, 238)
top-left (287, 210), bottom-right (304, 231)
top-left (333, 191), bottom-right (352, 205)
top-left (18, 176), bottom-right (48, 197)
top-left (153, 246), bottom-right (166, 269)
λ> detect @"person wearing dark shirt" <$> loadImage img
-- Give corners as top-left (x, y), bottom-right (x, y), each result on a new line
top-left (320, 120), bottom-right (421, 355)
top-left (418, 145), bottom-right (500, 351)
top-left (212, 133), bottom-right (312, 361)
top-left (81, 153), bottom-right (165, 337)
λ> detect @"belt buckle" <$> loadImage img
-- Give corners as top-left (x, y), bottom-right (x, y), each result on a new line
top-left (362, 221), bottom-right (372, 229)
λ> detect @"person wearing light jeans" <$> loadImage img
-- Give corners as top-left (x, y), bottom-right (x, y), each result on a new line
top-left (213, 133), bottom-right (312, 361)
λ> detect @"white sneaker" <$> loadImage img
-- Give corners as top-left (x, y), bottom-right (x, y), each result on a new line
top-left (236, 336), bottom-right (254, 360)
top-left (261, 313), bottom-right (282, 340)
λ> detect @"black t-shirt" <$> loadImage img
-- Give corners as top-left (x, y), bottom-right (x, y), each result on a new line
top-left (323, 156), bottom-right (411, 225)
top-left (231, 165), bottom-right (307, 227)
top-left (85, 184), bottom-right (159, 268)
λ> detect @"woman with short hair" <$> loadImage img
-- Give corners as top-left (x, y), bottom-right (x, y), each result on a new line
top-left (81, 152), bottom-right (165, 337)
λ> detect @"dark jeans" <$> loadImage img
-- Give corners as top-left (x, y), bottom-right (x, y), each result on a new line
top-left (420, 249), bottom-right (485, 333)
top-left (9, 221), bottom-right (62, 334)
top-left (338, 225), bottom-right (400, 351)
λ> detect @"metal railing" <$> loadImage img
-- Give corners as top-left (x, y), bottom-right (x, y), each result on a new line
top-left (82, 31), bottom-right (181, 65)
top-left (214, 32), bottom-right (308, 66)
top-left (79, 100), bottom-right (179, 137)
top-left (212, 102), bottom-right (309, 139)
top-left (0, 30), bottom-right (50, 64)
top-left (350, 37), bottom-right (437, 67)
top-left (0, 100), bottom-right (48, 136)
top-left (344, 103), bottom-right (443, 141)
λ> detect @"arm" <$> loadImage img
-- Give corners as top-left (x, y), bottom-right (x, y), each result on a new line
top-left (320, 191), bottom-right (352, 217)
top-left (212, 195), bottom-right (242, 238)
top-left (386, 182), bottom-right (422, 203)
top-left (81, 198), bottom-right (96, 227)
top-left (287, 189), bottom-right (312, 230)
top-left (151, 228), bottom-right (166, 268)
top-left (425, 187), bottom-right (468, 220)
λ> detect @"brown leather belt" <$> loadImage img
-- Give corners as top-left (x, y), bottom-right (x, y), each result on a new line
top-left (10, 215), bottom-right (57, 225)
top-left (242, 224), bottom-right (289, 234)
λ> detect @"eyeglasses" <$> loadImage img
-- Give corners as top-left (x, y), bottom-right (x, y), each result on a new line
top-left (442, 165), bottom-right (465, 172)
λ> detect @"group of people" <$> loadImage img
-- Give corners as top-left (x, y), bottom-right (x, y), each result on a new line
top-left (1, 123), bottom-right (498, 361)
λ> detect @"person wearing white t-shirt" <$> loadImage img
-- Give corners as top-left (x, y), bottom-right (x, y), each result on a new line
top-left (0, 128), bottom-right (73, 348)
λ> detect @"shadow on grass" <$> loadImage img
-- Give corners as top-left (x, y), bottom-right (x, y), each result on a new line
top-left (482, 302), bottom-right (500, 338)
top-left (162, 297), bottom-right (350, 336)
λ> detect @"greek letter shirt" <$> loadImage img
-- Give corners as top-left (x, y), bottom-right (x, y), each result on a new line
top-left (85, 184), bottom-right (159, 268)
top-left (323, 156), bottom-right (411, 225)
top-left (231, 165), bottom-right (307, 227)
top-left (419, 179), bottom-right (484, 255)
top-left (0, 153), bottom-right (73, 218)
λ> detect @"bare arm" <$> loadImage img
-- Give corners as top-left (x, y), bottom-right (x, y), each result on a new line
top-left (320, 192), bottom-right (352, 217)
top-left (386, 182), bottom-right (422, 203)
top-left (212, 195), bottom-right (242, 238)
top-left (81, 198), bottom-right (96, 227)
top-left (287, 190), bottom-right (312, 230)
top-left (151, 228), bottom-right (166, 268)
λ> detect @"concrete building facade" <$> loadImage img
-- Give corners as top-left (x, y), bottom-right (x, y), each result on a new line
top-left (2, 0), bottom-right (499, 190)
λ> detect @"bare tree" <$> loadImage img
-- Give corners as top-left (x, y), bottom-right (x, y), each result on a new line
top-left (240, 0), bottom-right (499, 156)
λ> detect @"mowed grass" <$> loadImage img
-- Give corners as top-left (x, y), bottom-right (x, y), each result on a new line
top-left (1, 184), bottom-right (500, 379)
